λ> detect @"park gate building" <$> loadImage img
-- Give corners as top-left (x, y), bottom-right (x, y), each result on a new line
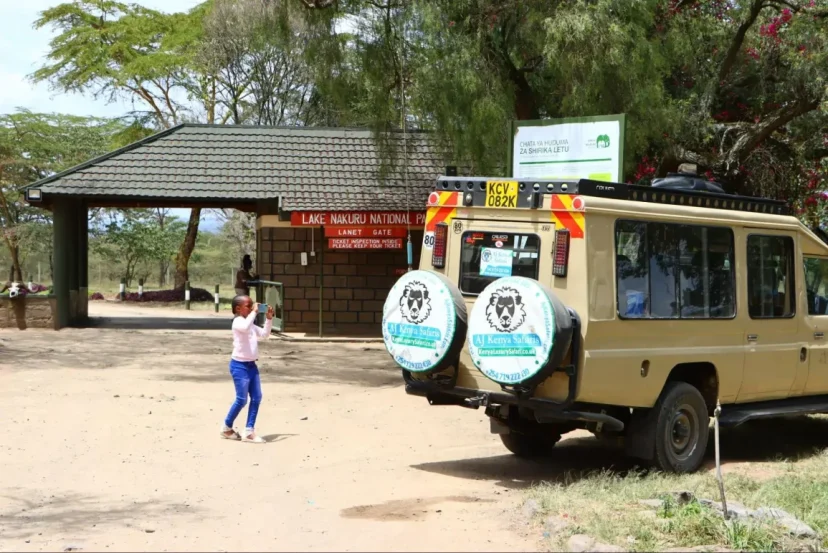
top-left (23, 124), bottom-right (452, 335)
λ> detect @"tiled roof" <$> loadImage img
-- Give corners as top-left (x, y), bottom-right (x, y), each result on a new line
top-left (27, 124), bottom-right (452, 211)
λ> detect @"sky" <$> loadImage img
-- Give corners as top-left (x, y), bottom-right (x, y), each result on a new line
top-left (0, 0), bottom-right (221, 231)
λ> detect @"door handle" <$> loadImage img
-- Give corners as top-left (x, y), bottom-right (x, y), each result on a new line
top-left (747, 334), bottom-right (758, 342)
top-left (816, 332), bottom-right (825, 340)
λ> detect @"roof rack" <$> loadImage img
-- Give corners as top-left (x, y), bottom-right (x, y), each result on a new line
top-left (433, 176), bottom-right (790, 216)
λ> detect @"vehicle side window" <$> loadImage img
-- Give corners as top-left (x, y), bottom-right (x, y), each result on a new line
top-left (747, 235), bottom-right (795, 318)
top-left (459, 231), bottom-right (540, 295)
top-left (804, 257), bottom-right (828, 315)
top-left (615, 220), bottom-right (735, 319)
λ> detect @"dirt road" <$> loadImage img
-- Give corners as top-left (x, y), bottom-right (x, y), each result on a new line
top-left (0, 303), bottom-right (580, 552)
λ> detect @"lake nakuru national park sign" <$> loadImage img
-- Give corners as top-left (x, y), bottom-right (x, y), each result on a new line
top-left (290, 211), bottom-right (426, 226)
top-left (290, 210), bottom-right (425, 250)
top-left (328, 238), bottom-right (403, 249)
top-left (324, 227), bottom-right (408, 238)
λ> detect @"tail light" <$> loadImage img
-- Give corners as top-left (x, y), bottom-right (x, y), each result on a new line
top-left (552, 228), bottom-right (570, 277)
top-left (432, 222), bottom-right (448, 268)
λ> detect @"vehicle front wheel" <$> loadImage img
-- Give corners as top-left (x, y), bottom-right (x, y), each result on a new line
top-left (499, 430), bottom-right (561, 458)
top-left (652, 382), bottom-right (710, 473)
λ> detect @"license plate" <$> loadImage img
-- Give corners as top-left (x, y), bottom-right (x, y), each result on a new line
top-left (485, 180), bottom-right (518, 208)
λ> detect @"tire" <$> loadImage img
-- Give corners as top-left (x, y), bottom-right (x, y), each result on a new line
top-left (651, 382), bottom-right (710, 474)
top-left (499, 430), bottom-right (561, 458)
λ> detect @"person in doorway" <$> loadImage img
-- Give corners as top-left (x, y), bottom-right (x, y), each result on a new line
top-left (234, 254), bottom-right (258, 296)
top-left (220, 295), bottom-right (274, 443)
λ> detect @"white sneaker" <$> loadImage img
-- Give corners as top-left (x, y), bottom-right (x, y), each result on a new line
top-left (220, 425), bottom-right (240, 440)
top-left (242, 428), bottom-right (265, 443)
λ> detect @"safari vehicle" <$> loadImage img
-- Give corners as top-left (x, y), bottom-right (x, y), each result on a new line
top-left (381, 173), bottom-right (828, 473)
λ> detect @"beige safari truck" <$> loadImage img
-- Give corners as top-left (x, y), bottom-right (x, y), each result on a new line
top-left (381, 173), bottom-right (828, 473)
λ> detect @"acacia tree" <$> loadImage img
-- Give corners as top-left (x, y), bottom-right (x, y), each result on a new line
top-left (90, 210), bottom-right (186, 287)
top-left (0, 111), bottom-right (128, 282)
top-left (31, 1), bottom-right (218, 289)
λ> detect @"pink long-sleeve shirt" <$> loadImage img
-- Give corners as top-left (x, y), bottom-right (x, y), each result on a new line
top-left (231, 311), bottom-right (273, 362)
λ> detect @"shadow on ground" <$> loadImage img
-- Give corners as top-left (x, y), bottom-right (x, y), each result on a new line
top-left (0, 491), bottom-right (202, 541)
top-left (84, 317), bottom-right (231, 331)
top-left (708, 415), bottom-right (828, 464)
top-left (0, 327), bottom-right (400, 388)
top-left (260, 433), bottom-right (297, 443)
top-left (158, 345), bottom-right (401, 388)
top-left (412, 416), bottom-right (828, 489)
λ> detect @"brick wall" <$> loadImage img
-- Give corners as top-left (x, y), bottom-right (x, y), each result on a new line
top-left (258, 227), bottom-right (424, 335)
top-left (0, 296), bottom-right (58, 330)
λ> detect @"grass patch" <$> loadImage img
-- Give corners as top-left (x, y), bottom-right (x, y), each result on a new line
top-left (526, 430), bottom-right (828, 552)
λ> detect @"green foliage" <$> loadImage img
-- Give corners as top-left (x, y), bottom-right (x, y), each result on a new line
top-left (90, 211), bottom-right (186, 287)
top-left (290, 0), bottom-right (827, 208)
top-left (0, 110), bottom-right (132, 281)
top-left (31, 0), bottom-right (197, 127)
top-left (527, 456), bottom-right (828, 552)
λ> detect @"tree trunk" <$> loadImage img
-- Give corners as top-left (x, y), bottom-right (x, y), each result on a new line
top-left (510, 68), bottom-right (540, 121)
top-left (159, 260), bottom-right (171, 288)
top-left (7, 243), bottom-right (22, 282)
top-left (173, 208), bottom-right (201, 289)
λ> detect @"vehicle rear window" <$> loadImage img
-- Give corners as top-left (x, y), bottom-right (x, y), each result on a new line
top-left (459, 231), bottom-right (540, 294)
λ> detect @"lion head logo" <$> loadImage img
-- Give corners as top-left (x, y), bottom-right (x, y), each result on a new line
top-left (485, 287), bottom-right (526, 332)
top-left (400, 281), bottom-right (431, 324)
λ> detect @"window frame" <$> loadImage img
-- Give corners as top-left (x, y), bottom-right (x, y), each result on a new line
top-left (614, 218), bottom-right (737, 321)
top-left (745, 233), bottom-right (796, 320)
top-left (457, 229), bottom-right (542, 296)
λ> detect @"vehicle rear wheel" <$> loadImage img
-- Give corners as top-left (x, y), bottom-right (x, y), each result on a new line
top-left (499, 430), bottom-right (561, 458)
top-left (652, 382), bottom-right (709, 473)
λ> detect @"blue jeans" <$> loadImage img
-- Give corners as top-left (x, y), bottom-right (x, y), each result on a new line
top-left (224, 360), bottom-right (262, 431)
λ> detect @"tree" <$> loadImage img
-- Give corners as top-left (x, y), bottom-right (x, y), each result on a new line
top-left (290, 0), bottom-right (827, 209)
top-left (196, 0), bottom-right (337, 126)
top-left (31, 0), bottom-right (216, 289)
top-left (217, 209), bottom-right (256, 267)
top-left (0, 111), bottom-right (128, 282)
top-left (90, 211), bottom-right (186, 287)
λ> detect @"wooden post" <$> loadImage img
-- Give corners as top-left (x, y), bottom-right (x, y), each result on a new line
top-left (119, 278), bottom-right (126, 301)
top-left (185, 280), bottom-right (191, 310)
top-left (138, 278), bottom-right (144, 299)
top-left (214, 284), bottom-right (220, 313)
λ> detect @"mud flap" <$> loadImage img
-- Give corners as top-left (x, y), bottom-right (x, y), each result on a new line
top-left (490, 417), bottom-right (510, 435)
top-left (624, 408), bottom-right (656, 461)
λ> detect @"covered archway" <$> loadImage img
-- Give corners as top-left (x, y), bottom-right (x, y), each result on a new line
top-left (23, 124), bottom-right (447, 332)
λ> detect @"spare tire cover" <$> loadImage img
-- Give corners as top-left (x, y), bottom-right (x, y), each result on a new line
top-left (382, 270), bottom-right (467, 373)
top-left (467, 276), bottom-right (574, 387)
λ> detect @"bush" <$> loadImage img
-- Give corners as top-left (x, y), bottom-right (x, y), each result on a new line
top-left (89, 292), bottom-right (105, 301)
top-left (123, 287), bottom-right (213, 303)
